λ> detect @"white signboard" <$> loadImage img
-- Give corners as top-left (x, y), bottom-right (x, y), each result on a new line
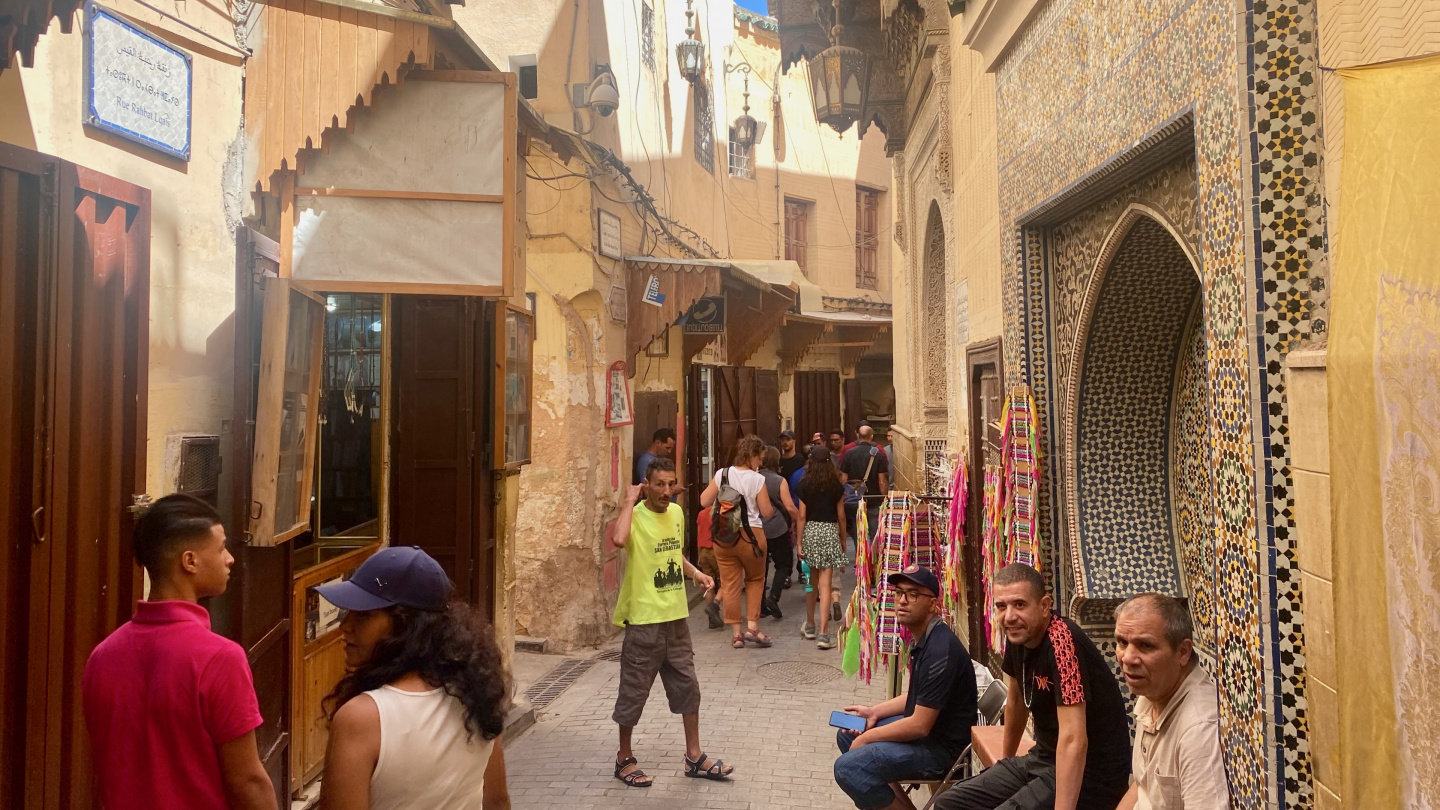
top-left (598, 209), bottom-right (623, 259)
top-left (84, 3), bottom-right (192, 160)
top-left (642, 274), bottom-right (666, 307)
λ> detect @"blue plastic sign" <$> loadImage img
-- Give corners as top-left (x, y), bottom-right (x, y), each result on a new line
top-left (642, 274), bottom-right (665, 307)
top-left (84, 2), bottom-right (192, 161)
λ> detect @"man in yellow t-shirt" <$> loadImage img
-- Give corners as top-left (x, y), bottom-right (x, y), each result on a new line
top-left (610, 457), bottom-right (734, 788)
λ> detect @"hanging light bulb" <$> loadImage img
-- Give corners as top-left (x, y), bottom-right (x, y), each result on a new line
top-left (807, 0), bottom-right (871, 133)
top-left (732, 72), bottom-right (758, 150)
top-left (675, 0), bottom-right (705, 84)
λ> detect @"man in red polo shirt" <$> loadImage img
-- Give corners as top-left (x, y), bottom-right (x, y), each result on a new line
top-left (83, 494), bottom-right (276, 810)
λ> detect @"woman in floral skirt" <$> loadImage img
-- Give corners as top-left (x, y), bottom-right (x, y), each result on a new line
top-left (795, 445), bottom-right (849, 649)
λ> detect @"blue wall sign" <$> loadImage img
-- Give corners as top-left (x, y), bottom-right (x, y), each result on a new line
top-left (83, 2), bottom-right (192, 161)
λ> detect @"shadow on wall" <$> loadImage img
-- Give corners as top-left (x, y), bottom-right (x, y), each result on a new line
top-left (0, 67), bottom-right (38, 150)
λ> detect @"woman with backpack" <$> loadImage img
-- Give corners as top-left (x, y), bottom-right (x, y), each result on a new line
top-left (758, 445), bottom-right (800, 621)
top-left (795, 445), bottom-right (849, 650)
top-left (699, 434), bottom-right (777, 648)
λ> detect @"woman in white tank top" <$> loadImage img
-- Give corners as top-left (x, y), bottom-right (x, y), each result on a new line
top-left (315, 547), bottom-right (510, 810)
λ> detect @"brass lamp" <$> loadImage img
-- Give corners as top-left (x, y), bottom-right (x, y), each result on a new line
top-left (808, 0), bottom-right (871, 133)
top-left (675, 0), bottom-right (705, 83)
top-left (731, 72), bottom-right (758, 149)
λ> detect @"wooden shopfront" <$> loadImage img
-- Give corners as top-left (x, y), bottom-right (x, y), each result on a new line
top-left (220, 42), bottom-right (533, 799)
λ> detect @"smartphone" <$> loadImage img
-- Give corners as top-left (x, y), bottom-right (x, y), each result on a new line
top-left (829, 710), bottom-right (867, 733)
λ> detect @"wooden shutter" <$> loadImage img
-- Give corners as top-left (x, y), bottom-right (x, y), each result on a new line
top-left (394, 297), bottom-right (475, 601)
top-left (965, 338), bottom-right (1004, 664)
top-left (248, 279), bottom-right (325, 546)
top-left (0, 143), bottom-right (149, 809)
top-left (856, 189), bottom-right (878, 290)
top-left (784, 200), bottom-right (808, 272)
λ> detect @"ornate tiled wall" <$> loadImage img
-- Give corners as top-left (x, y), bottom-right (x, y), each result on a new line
top-left (1173, 305), bottom-right (1218, 666)
top-left (1073, 217), bottom-right (1199, 598)
top-left (992, 0), bottom-right (1327, 806)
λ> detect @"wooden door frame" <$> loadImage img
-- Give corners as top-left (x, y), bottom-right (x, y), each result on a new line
top-left (965, 337), bottom-right (1003, 665)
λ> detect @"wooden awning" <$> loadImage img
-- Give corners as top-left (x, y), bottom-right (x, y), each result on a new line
top-left (625, 257), bottom-right (793, 373)
top-left (1, 0), bottom-right (82, 73)
top-left (779, 310), bottom-right (890, 374)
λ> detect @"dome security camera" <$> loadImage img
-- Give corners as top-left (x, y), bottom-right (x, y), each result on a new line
top-left (587, 72), bottom-right (619, 117)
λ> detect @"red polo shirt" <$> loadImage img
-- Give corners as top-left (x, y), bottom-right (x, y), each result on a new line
top-left (82, 600), bottom-right (263, 810)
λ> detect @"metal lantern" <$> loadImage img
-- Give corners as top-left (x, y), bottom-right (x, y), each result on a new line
top-left (808, 44), bottom-right (870, 134)
top-left (732, 74), bottom-right (758, 150)
top-left (675, 0), bottom-right (705, 84)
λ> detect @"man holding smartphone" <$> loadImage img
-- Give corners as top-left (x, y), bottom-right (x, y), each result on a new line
top-left (833, 565), bottom-right (978, 809)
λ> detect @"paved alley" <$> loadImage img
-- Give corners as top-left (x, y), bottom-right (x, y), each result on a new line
top-left (506, 566), bottom-right (885, 809)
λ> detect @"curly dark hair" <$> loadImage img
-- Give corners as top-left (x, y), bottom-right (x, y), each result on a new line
top-left (799, 444), bottom-right (844, 502)
top-left (324, 602), bottom-right (510, 741)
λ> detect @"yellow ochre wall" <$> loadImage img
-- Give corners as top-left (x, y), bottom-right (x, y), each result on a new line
top-left (0, 3), bottom-right (247, 506)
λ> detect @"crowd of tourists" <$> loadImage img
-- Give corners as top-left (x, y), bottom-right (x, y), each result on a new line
top-left (82, 427), bottom-right (1224, 810)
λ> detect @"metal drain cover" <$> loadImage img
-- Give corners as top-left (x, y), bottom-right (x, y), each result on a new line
top-left (757, 661), bottom-right (843, 685)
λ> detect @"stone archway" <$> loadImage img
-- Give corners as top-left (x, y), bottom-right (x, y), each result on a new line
top-left (1065, 212), bottom-right (1212, 616)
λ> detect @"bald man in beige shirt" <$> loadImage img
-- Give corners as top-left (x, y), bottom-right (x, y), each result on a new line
top-left (1114, 594), bottom-right (1230, 810)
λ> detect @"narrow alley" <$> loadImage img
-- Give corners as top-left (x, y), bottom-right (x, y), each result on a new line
top-left (507, 572), bottom-right (883, 810)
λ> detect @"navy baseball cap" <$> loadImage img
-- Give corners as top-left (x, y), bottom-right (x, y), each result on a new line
top-left (315, 546), bottom-right (451, 612)
top-left (779, 429), bottom-right (796, 440)
top-left (887, 564), bottom-right (939, 597)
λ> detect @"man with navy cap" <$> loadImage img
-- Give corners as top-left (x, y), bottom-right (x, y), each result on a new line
top-left (834, 565), bottom-right (978, 810)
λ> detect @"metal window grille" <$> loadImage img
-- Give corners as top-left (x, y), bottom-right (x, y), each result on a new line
top-left (728, 133), bottom-right (753, 179)
top-left (694, 81), bottom-right (714, 172)
top-left (177, 436), bottom-right (222, 506)
top-left (641, 3), bottom-right (656, 73)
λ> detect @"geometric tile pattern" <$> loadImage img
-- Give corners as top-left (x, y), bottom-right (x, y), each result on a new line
top-left (991, 0), bottom-right (1323, 805)
top-left (1073, 216), bottom-right (1197, 598)
top-left (1246, 1), bottom-right (1326, 804)
top-left (1173, 303), bottom-right (1219, 667)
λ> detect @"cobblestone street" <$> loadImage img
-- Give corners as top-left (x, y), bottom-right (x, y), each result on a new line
top-left (507, 564), bottom-right (884, 809)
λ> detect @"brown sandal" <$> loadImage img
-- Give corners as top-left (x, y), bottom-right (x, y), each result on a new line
top-left (731, 635), bottom-right (746, 649)
top-left (614, 756), bottom-right (653, 787)
top-left (743, 630), bottom-right (773, 648)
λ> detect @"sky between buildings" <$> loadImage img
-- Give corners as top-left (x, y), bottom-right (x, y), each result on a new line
top-left (733, 0), bottom-right (770, 14)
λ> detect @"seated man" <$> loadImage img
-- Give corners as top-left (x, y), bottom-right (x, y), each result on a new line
top-left (835, 565), bottom-right (978, 810)
top-left (935, 563), bottom-right (1130, 810)
top-left (1114, 594), bottom-right (1230, 810)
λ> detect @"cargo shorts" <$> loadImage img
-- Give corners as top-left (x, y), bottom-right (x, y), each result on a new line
top-left (612, 618), bottom-right (701, 727)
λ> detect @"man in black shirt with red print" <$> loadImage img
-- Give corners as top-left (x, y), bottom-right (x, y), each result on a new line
top-left (935, 563), bottom-right (1129, 810)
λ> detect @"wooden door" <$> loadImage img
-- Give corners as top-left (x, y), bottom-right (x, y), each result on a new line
top-left (0, 142), bottom-right (46, 810)
top-left (633, 391), bottom-right (679, 484)
top-left (755, 370), bottom-right (780, 444)
top-left (471, 302), bottom-right (496, 620)
top-left (0, 142), bottom-right (150, 809)
top-left (965, 338), bottom-right (1003, 664)
top-left (393, 297), bottom-right (475, 602)
top-left (712, 366), bottom-right (758, 466)
top-left (843, 377), bottom-right (863, 439)
top-left (792, 370), bottom-right (841, 445)
top-left (213, 226), bottom-right (291, 805)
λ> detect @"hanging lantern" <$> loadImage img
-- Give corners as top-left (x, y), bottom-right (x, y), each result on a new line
top-left (732, 73), bottom-right (758, 149)
top-left (808, 45), bottom-right (870, 134)
top-left (675, 0), bottom-right (705, 84)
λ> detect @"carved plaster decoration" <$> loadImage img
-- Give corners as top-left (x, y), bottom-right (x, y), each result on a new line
top-left (893, 150), bottom-right (908, 253)
top-left (922, 204), bottom-right (949, 409)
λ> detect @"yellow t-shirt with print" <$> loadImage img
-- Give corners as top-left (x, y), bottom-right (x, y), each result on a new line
top-left (612, 502), bottom-right (690, 627)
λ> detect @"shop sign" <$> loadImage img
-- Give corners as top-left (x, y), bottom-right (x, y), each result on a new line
top-left (306, 576), bottom-right (346, 642)
top-left (683, 297), bottom-right (726, 333)
top-left (598, 210), bottom-right (623, 259)
top-left (84, 2), bottom-right (192, 161)
top-left (642, 274), bottom-right (665, 307)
